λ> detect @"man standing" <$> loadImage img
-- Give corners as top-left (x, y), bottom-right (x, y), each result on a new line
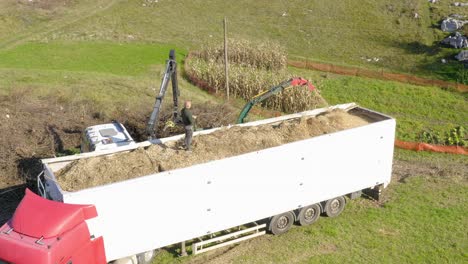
top-left (181, 100), bottom-right (196, 151)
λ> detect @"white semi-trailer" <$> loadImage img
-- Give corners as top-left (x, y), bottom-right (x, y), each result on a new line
top-left (0, 103), bottom-right (396, 264)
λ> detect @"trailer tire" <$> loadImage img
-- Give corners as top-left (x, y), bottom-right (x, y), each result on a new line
top-left (269, 211), bottom-right (294, 235)
top-left (136, 249), bottom-right (158, 264)
top-left (298, 204), bottom-right (321, 226)
top-left (324, 196), bottom-right (346, 217)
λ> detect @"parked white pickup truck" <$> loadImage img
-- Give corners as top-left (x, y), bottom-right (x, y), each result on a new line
top-left (0, 103), bottom-right (396, 264)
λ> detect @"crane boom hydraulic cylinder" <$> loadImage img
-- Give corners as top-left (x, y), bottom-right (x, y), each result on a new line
top-left (146, 50), bottom-right (180, 139)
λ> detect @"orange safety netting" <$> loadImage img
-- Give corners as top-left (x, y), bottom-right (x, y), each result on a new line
top-left (395, 140), bottom-right (468, 155)
top-left (288, 60), bottom-right (468, 93)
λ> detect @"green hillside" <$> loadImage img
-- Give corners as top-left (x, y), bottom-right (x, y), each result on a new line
top-left (0, 1), bottom-right (466, 263)
top-left (1, 0), bottom-right (466, 80)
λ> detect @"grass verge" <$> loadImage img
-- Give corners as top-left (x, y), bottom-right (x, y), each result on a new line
top-left (0, 42), bottom-right (186, 76)
top-left (290, 67), bottom-right (467, 143)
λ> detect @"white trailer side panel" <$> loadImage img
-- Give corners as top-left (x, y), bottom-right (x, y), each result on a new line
top-left (60, 115), bottom-right (395, 261)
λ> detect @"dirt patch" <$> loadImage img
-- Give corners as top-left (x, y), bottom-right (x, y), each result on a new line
top-left (0, 185), bottom-right (25, 225)
top-left (392, 159), bottom-right (468, 183)
top-left (57, 110), bottom-right (370, 191)
top-left (0, 92), bottom-right (238, 225)
top-left (0, 91), bottom-right (112, 226)
top-left (17, 0), bottom-right (75, 10)
top-left (288, 59), bottom-right (468, 93)
top-left (0, 90), bottom-right (108, 189)
top-left (0, 91), bottom-right (234, 191)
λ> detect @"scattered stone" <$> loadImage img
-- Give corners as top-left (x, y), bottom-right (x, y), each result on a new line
top-left (440, 32), bottom-right (468, 48)
top-left (441, 18), bottom-right (468, 32)
top-left (455, 50), bottom-right (468, 61)
top-left (450, 14), bottom-right (466, 19)
top-left (428, 0), bottom-right (437, 3)
top-left (361, 57), bottom-right (381, 63)
top-left (453, 2), bottom-right (468, 7)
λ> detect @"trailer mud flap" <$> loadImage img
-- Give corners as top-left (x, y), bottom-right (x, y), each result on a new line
top-left (363, 184), bottom-right (383, 201)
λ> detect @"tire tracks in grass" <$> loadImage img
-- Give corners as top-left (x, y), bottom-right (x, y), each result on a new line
top-left (0, 0), bottom-right (120, 51)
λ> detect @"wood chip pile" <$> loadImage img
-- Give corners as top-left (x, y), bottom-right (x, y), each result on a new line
top-left (57, 110), bottom-right (370, 191)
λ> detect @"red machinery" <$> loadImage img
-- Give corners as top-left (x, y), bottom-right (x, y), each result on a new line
top-left (0, 189), bottom-right (106, 264)
top-left (237, 77), bottom-right (315, 123)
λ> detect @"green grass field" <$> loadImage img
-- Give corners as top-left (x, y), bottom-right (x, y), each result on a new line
top-left (0, 0), bottom-right (466, 263)
top-left (0, 0), bottom-right (117, 48)
top-left (0, 42), bottom-right (186, 75)
top-left (1, 0), bottom-right (466, 81)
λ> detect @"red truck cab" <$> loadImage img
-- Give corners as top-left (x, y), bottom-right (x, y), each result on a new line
top-left (0, 189), bottom-right (106, 264)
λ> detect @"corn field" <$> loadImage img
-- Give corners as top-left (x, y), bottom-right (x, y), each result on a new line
top-left (186, 56), bottom-right (327, 113)
top-left (198, 39), bottom-right (287, 71)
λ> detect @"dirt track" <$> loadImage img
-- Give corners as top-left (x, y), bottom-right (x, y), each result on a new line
top-left (288, 60), bottom-right (468, 93)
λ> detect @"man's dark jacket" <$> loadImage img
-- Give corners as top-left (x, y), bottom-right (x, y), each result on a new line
top-left (181, 108), bottom-right (194, 126)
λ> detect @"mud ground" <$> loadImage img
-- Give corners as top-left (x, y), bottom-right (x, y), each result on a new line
top-left (0, 91), bottom-right (106, 223)
top-left (0, 92), bottom-right (101, 189)
top-left (0, 92), bottom-right (237, 223)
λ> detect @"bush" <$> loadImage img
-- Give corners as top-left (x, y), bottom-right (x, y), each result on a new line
top-left (419, 126), bottom-right (466, 146)
top-left (456, 66), bottom-right (468, 85)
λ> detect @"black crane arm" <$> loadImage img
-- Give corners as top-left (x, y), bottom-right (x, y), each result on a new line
top-left (146, 50), bottom-right (180, 139)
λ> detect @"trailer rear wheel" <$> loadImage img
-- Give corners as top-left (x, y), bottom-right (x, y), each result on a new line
top-left (136, 249), bottom-right (158, 264)
top-left (324, 196), bottom-right (346, 217)
top-left (298, 204), bottom-right (321, 226)
top-left (269, 211), bottom-right (294, 235)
